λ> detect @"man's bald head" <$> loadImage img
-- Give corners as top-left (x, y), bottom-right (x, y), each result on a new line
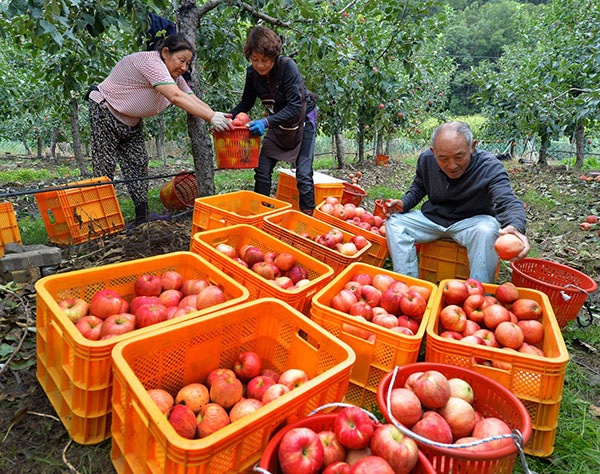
top-left (429, 121), bottom-right (477, 179)
top-left (431, 122), bottom-right (473, 150)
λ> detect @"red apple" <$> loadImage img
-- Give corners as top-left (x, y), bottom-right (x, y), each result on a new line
top-left (460, 335), bottom-right (485, 346)
top-left (262, 383), bottom-right (291, 403)
top-left (58, 298), bottom-right (89, 322)
top-left (483, 304), bottom-right (511, 330)
top-left (495, 322), bottom-right (524, 349)
top-left (344, 281), bottom-right (362, 298)
top-left (400, 290), bottom-right (427, 319)
top-left (440, 330), bottom-right (463, 340)
top-left (252, 262), bottom-right (275, 280)
top-left (234, 351), bottom-right (263, 380)
top-left (318, 430), bottom-right (346, 467)
top-left (518, 342), bottom-right (545, 357)
top-left (408, 285), bottom-right (431, 302)
top-left (494, 234), bottom-right (525, 260)
top-left (275, 253), bottom-right (296, 272)
top-left (413, 370), bottom-right (451, 409)
top-left (448, 378), bottom-right (474, 405)
top-left (369, 424), bottom-right (419, 474)
top-left (196, 285), bottom-right (226, 310)
top-left (130, 296), bottom-right (162, 315)
top-left (350, 456), bottom-right (394, 473)
top-left (89, 289), bottom-right (123, 320)
top-left (334, 407), bottom-right (374, 449)
top-left (178, 294), bottom-right (197, 309)
top-left (171, 306), bottom-right (197, 318)
top-left (100, 313), bottom-right (135, 338)
top-left (518, 320), bottom-right (544, 344)
top-left (216, 243), bottom-right (237, 259)
top-left (210, 375), bottom-right (243, 409)
top-left (397, 315), bottom-right (419, 335)
top-left (332, 289), bottom-right (358, 313)
top-left (352, 273), bottom-right (373, 286)
top-left (136, 303), bottom-right (168, 329)
top-left (472, 417), bottom-right (513, 450)
top-left (229, 398), bottom-right (263, 422)
top-left (233, 257), bottom-right (249, 268)
top-left (75, 315), bottom-right (104, 340)
top-left (278, 427), bottom-right (324, 474)
top-left (462, 320), bottom-right (481, 337)
top-left (159, 289), bottom-right (182, 307)
top-left (176, 383), bottom-right (210, 414)
top-left (371, 274), bottom-right (394, 292)
top-left (262, 368), bottom-right (280, 383)
top-left (350, 301), bottom-right (373, 321)
top-left (439, 304), bottom-right (467, 332)
top-left (147, 388), bottom-right (174, 415)
top-left (411, 411), bottom-right (453, 444)
top-left (463, 294), bottom-right (485, 323)
top-left (134, 274), bottom-right (162, 297)
top-left (196, 403), bottom-right (230, 438)
top-left (244, 246), bottom-right (265, 266)
top-left (360, 285), bottom-right (382, 307)
top-left (161, 270), bottom-right (183, 290)
top-left (181, 278), bottom-right (210, 296)
top-left (167, 404), bottom-right (197, 439)
top-left (287, 265), bottom-right (308, 284)
top-left (206, 368), bottom-right (236, 388)
top-left (439, 397), bottom-right (476, 439)
top-left (443, 280), bottom-right (469, 306)
top-left (512, 298), bottom-right (543, 320)
top-left (465, 278), bottom-right (485, 296)
top-left (372, 313), bottom-right (399, 329)
top-left (403, 372), bottom-right (424, 392)
top-left (339, 243), bottom-right (359, 256)
top-left (247, 375), bottom-right (276, 400)
top-left (350, 235), bottom-right (370, 251)
top-left (389, 388), bottom-right (422, 427)
top-left (279, 368), bottom-right (309, 390)
top-left (379, 288), bottom-right (404, 316)
top-left (473, 329), bottom-right (499, 348)
top-left (496, 282), bottom-right (520, 305)
top-left (323, 462), bottom-right (351, 474)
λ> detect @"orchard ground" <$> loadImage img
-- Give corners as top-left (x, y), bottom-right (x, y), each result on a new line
top-left (0, 150), bottom-right (599, 473)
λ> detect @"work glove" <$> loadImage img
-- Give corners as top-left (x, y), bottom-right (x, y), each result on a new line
top-left (248, 118), bottom-right (268, 136)
top-left (209, 112), bottom-right (232, 132)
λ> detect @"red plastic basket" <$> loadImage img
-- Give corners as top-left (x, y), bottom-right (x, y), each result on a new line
top-left (159, 172), bottom-right (198, 210)
top-left (511, 258), bottom-right (597, 328)
top-left (373, 199), bottom-right (386, 218)
top-left (212, 126), bottom-right (260, 169)
top-left (377, 363), bottom-right (532, 474)
top-left (341, 182), bottom-right (367, 206)
top-left (375, 154), bottom-right (389, 166)
top-left (259, 413), bottom-right (435, 474)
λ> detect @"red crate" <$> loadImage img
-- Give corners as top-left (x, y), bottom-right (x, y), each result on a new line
top-left (0, 202), bottom-right (22, 257)
top-left (212, 126), bottom-right (260, 169)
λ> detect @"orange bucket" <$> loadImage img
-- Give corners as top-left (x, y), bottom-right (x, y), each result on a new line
top-left (159, 172), bottom-right (198, 210)
top-left (341, 182), bottom-right (367, 206)
top-left (373, 199), bottom-right (386, 217)
top-left (375, 154), bottom-right (389, 166)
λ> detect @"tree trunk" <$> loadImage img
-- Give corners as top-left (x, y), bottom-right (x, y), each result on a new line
top-left (22, 139), bottom-right (31, 155)
top-left (37, 135), bottom-right (43, 159)
top-left (180, 4), bottom-right (215, 197)
top-left (334, 130), bottom-right (345, 169)
top-left (376, 130), bottom-right (383, 155)
top-left (538, 137), bottom-right (548, 166)
top-left (70, 98), bottom-right (90, 176)
top-left (50, 126), bottom-right (59, 160)
top-left (158, 116), bottom-right (167, 165)
top-left (85, 142), bottom-right (89, 157)
top-left (575, 122), bottom-right (585, 169)
top-left (510, 140), bottom-right (516, 159)
top-left (357, 117), bottom-right (365, 164)
top-left (385, 137), bottom-right (392, 156)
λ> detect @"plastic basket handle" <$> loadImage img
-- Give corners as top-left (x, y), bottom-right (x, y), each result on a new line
top-left (561, 284), bottom-right (594, 329)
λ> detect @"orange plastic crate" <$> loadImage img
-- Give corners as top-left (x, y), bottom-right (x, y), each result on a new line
top-left (0, 202), bottom-right (22, 257)
top-left (378, 363), bottom-right (532, 473)
top-left (314, 200), bottom-right (389, 267)
top-left (190, 190), bottom-right (292, 236)
top-left (259, 413), bottom-right (436, 474)
top-left (35, 177), bottom-right (124, 245)
top-left (110, 298), bottom-right (355, 474)
top-left (35, 251), bottom-right (249, 444)
top-left (263, 210), bottom-right (372, 273)
top-left (190, 224), bottom-right (334, 314)
top-left (275, 169), bottom-right (344, 210)
top-left (418, 239), bottom-right (499, 283)
top-left (212, 126), bottom-right (261, 169)
top-left (310, 262), bottom-right (437, 410)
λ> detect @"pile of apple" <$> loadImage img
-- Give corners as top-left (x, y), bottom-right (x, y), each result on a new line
top-left (146, 351), bottom-right (311, 440)
top-left (319, 197), bottom-right (386, 237)
top-left (438, 279), bottom-right (546, 364)
top-left (215, 243), bottom-right (312, 289)
top-left (228, 112), bottom-right (251, 127)
top-left (276, 406), bottom-right (419, 474)
top-left (329, 272), bottom-right (431, 339)
top-left (389, 370), bottom-right (515, 454)
top-left (59, 271), bottom-right (226, 341)
top-left (579, 215), bottom-right (599, 236)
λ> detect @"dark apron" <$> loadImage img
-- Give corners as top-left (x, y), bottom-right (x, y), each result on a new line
top-left (257, 59), bottom-right (307, 163)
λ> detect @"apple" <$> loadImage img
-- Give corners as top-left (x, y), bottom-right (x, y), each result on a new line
top-left (196, 403), bottom-right (230, 438)
top-left (206, 368), bottom-right (236, 388)
top-left (159, 289), bottom-right (182, 307)
top-left (372, 313), bottom-right (399, 329)
top-left (494, 234), bottom-right (525, 260)
top-left (100, 313), bottom-right (135, 338)
top-left (473, 329), bottom-right (499, 348)
top-left (167, 404), bottom-right (197, 439)
top-left (275, 253), bottom-right (296, 272)
top-left (332, 289), bottom-right (358, 313)
top-left (209, 375), bottom-right (243, 409)
top-left (329, 229), bottom-right (345, 245)
top-left (350, 235), bottom-right (370, 251)
top-left (244, 246), bottom-right (265, 266)
top-left (262, 383), bottom-right (291, 403)
top-left (350, 302), bottom-right (373, 321)
top-left (262, 368), bottom-right (280, 383)
top-left (369, 424), bottom-right (419, 474)
top-left (339, 243), bottom-right (359, 256)
top-left (462, 320), bottom-right (481, 337)
top-left (334, 407), bottom-right (374, 449)
top-left (495, 322), bottom-right (524, 349)
top-left (130, 296), bottom-right (162, 315)
top-left (439, 397), bottom-right (476, 439)
top-left (288, 265), bottom-right (308, 284)
top-left (463, 294), bottom-right (485, 323)
top-left (181, 278), bottom-right (210, 296)
top-left (349, 456), bottom-right (394, 473)
top-left (274, 276), bottom-right (294, 289)
top-left (161, 270), bottom-right (183, 290)
top-left (134, 274), bottom-right (162, 297)
top-left (318, 430), bottom-right (346, 467)
top-left (483, 304), bottom-right (511, 330)
top-left (512, 298), bottom-right (543, 320)
top-left (352, 273), bottom-right (373, 286)
top-left (397, 315), bottom-right (419, 335)
top-left (279, 368), bottom-right (309, 390)
top-left (586, 215), bottom-right (598, 224)
top-left (278, 427), bottom-right (324, 474)
top-left (460, 335), bottom-right (485, 346)
top-left (439, 304), bottom-right (467, 332)
top-left (147, 388), bottom-right (174, 415)
top-left (178, 295), bottom-right (197, 309)
top-left (371, 274), bottom-right (394, 292)
top-left (216, 243), bottom-right (237, 258)
top-left (472, 417), bottom-right (513, 450)
top-left (75, 315), bottom-right (104, 340)
top-left (229, 398), bottom-right (263, 422)
top-left (389, 388), bottom-right (422, 427)
top-left (252, 261), bottom-right (275, 280)
top-left (413, 371), bottom-right (451, 409)
top-left (234, 351), bottom-right (263, 380)
top-left (58, 298), bottom-right (89, 322)
top-left (518, 342), bottom-right (545, 357)
top-left (264, 251), bottom-right (278, 264)
top-left (196, 285), bottom-right (226, 310)
top-left (410, 411), bottom-right (453, 444)
top-left (321, 203), bottom-right (335, 215)
top-left (483, 295), bottom-right (499, 309)
top-left (345, 447), bottom-right (372, 466)
top-left (295, 279), bottom-right (311, 288)
top-left (233, 257), bottom-right (249, 268)
top-left (440, 330), bottom-right (463, 340)
top-left (403, 372), bottom-right (424, 392)
top-left (247, 375), bottom-right (276, 400)
top-left (341, 317), bottom-right (371, 340)
top-left (176, 383), bottom-right (210, 414)
top-left (443, 280), bottom-right (469, 306)
top-left (360, 285), bottom-right (382, 307)
top-left (448, 378), bottom-right (474, 405)
top-left (89, 289), bottom-right (123, 319)
top-left (408, 285), bottom-right (431, 302)
top-left (518, 320), bottom-right (544, 344)
top-left (464, 278), bottom-right (485, 296)
top-left (323, 461), bottom-right (351, 474)
top-left (379, 288), bottom-right (404, 316)
top-left (135, 303), bottom-right (168, 329)
top-left (496, 282), bottom-right (520, 305)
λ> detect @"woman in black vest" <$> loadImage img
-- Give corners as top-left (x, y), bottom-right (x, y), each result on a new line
top-left (230, 26), bottom-right (317, 214)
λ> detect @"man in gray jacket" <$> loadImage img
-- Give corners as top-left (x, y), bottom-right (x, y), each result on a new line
top-left (386, 121), bottom-right (529, 283)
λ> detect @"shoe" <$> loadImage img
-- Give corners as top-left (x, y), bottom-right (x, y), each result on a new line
top-left (301, 209), bottom-right (314, 216)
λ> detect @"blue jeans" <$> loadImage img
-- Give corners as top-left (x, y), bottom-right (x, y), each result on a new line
top-left (386, 210), bottom-right (500, 283)
top-left (254, 118), bottom-right (316, 211)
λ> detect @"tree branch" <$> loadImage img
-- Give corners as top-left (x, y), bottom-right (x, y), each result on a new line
top-left (338, 0), bottom-right (360, 15)
top-left (238, 2), bottom-right (292, 28)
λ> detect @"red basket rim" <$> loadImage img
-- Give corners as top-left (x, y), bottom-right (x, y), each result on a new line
top-left (377, 362), bottom-right (532, 461)
top-left (259, 413), bottom-right (435, 473)
top-left (342, 182), bottom-right (367, 196)
top-left (510, 258), bottom-right (597, 294)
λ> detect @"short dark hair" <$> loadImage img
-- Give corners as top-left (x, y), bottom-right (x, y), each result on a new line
top-left (243, 26), bottom-right (282, 61)
top-left (156, 33), bottom-right (195, 57)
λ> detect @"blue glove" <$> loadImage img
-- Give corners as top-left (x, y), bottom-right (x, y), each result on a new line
top-left (248, 119), bottom-right (268, 136)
